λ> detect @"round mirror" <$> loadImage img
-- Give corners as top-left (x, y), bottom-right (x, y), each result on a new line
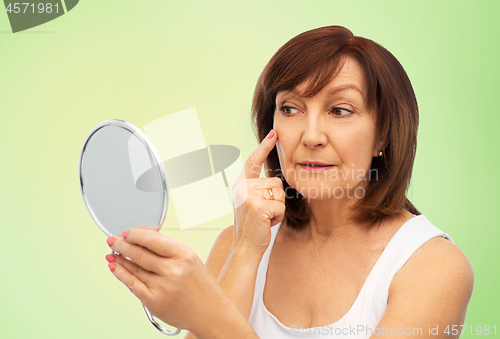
top-left (78, 119), bottom-right (181, 336)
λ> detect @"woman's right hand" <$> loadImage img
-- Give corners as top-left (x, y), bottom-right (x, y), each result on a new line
top-left (231, 129), bottom-right (286, 257)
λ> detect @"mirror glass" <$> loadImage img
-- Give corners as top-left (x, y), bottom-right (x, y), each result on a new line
top-left (79, 119), bottom-right (168, 238)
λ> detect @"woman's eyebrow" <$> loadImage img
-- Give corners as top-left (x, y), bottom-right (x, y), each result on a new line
top-left (279, 84), bottom-right (364, 99)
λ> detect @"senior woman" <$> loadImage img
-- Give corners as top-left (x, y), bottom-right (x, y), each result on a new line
top-left (105, 26), bottom-right (473, 339)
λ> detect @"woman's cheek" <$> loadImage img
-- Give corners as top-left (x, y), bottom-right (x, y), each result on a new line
top-left (275, 139), bottom-right (288, 177)
top-left (337, 129), bottom-right (375, 181)
top-left (275, 129), bottom-right (296, 181)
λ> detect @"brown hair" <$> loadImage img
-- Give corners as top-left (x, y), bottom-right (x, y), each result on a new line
top-left (251, 25), bottom-right (421, 230)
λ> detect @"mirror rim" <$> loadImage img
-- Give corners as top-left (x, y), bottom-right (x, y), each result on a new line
top-left (78, 119), bottom-right (169, 237)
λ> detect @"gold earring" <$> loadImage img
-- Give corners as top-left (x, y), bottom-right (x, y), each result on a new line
top-left (378, 151), bottom-right (383, 157)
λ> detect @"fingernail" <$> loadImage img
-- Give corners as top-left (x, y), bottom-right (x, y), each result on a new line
top-left (106, 237), bottom-right (115, 246)
top-left (108, 262), bottom-right (116, 272)
top-left (267, 129), bottom-right (275, 139)
top-left (105, 254), bottom-right (116, 263)
top-left (122, 230), bottom-right (129, 239)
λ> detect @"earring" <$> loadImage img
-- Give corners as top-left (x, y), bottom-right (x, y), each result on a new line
top-left (378, 151), bottom-right (383, 157)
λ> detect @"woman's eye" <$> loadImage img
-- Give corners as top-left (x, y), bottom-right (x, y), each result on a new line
top-left (279, 105), bottom-right (352, 117)
top-left (332, 108), bottom-right (352, 117)
top-left (280, 106), bottom-right (299, 115)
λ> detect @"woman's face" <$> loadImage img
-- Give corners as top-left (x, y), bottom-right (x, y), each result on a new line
top-left (273, 56), bottom-right (383, 201)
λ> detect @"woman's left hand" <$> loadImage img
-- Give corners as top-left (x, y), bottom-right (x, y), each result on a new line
top-left (104, 227), bottom-right (224, 334)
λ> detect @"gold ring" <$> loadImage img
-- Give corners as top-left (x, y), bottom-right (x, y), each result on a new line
top-left (267, 188), bottom-right (275, 200)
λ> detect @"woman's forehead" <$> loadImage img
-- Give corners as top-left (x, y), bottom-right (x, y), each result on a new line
top-left (277, 56), bottom-right (367, 100)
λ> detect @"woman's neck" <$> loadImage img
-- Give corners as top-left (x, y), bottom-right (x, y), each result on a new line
top-left (286, 196), bottom-right (407, 247)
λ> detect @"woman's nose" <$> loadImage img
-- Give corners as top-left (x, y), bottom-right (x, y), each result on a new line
top-left (301, 114), bottom-right (328, 148)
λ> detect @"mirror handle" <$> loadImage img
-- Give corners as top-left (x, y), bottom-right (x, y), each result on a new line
top-left (143, 303), bottom-right (182, 336)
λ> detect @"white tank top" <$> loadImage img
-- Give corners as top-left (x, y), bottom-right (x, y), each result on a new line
top-left (248, 214), bottom-right (454, 338)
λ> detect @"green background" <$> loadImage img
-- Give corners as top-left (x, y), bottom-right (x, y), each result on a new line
top-left (0, 1), bottom-right (498, 338)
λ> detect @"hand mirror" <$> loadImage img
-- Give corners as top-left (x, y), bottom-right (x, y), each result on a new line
top-left (78, 119), bottom-right (181, 336)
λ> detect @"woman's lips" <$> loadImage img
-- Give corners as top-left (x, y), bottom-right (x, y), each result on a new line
top-left (298, 164), bottom-right (336, 172)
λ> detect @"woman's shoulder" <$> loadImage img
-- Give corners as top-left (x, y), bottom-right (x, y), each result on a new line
top-left (398, 234), bottom-right (473, 281)
top-left (373, 216), bottom-right (474, 332)
top-left (387, 217), bottom-right (474, 316)
top-left (391, 213), bottom-right (474, 290)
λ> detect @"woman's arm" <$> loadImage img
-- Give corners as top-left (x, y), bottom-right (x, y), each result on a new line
top-left (184, 225), bottom-right (263, 339)
top-left (370, 237), bottom-right (474, 339)
top-left (215, 225), bottom-right (264, 318)
top-left (189, 286), bottom-right (261, 339)
top-left (185, 130), bottom-right (285, 338)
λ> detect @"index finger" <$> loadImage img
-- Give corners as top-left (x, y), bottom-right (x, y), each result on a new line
top-left (122, 227), bottom-right (185, 258)
top-left (240, 129), bottom-right (278, 180)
